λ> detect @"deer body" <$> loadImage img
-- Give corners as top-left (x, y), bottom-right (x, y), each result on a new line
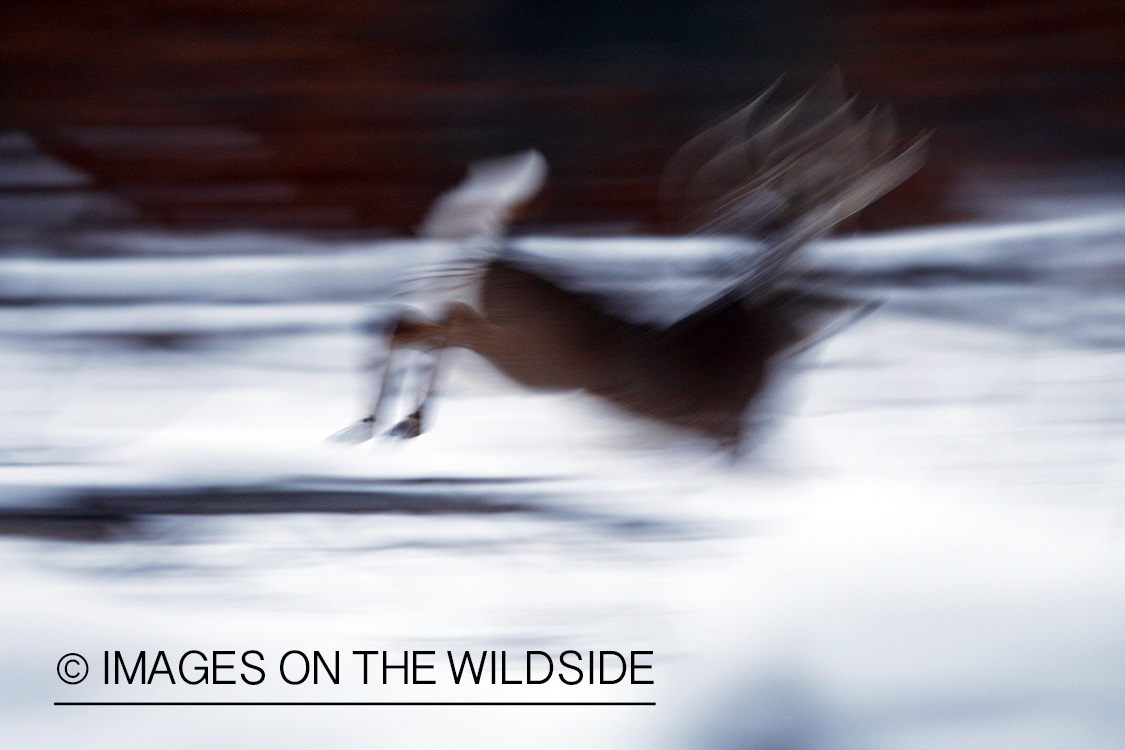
top-left (391, 257), bottom-right (814, 443)
top-left (332, 74), bottom-right (927, 448)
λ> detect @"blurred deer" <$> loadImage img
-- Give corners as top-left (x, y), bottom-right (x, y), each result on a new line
top-left (332, 73), bottom-right (927, 448)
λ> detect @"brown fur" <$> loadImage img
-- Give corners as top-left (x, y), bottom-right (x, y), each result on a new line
top-left (393, 259), bottom-right (806, 443)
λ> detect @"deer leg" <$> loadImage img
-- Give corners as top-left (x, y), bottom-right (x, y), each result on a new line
top-left (383, 300), bottom-right (493, 439)
top-left (386, 346), bottom-right (445, 438)
top-left (337, 302), bottom-right (476, 441)
top-left (385, 308), bottom-right (454, 440)
top-left (329, 308), bottom-right (432, 444)
top-left (329, 346), bottom-right (400, 446)
top-left (380, 311), bottom-right (451, 440)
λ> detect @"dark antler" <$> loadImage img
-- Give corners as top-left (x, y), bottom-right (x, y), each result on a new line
top-left (661, 71), bottom-right (929, 301)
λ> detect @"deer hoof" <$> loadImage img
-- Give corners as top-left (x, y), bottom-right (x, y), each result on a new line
top-left (387, 413), bottom-right (423, 439)
top-left (328, 416), bottom-right (377, 444)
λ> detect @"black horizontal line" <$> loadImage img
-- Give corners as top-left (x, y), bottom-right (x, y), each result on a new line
top-left (55, 701), bottom-right (655, 707)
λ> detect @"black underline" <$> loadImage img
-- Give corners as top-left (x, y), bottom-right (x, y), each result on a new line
top-left (55, 701), bottom-right (655, 706)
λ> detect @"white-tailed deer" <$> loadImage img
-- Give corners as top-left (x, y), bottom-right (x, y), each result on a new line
top-left (332, 73), bottom-right (927, 448)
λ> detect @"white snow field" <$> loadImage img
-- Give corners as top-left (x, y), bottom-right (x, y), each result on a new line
top-left (1, 202), bottom-right (1124, 749)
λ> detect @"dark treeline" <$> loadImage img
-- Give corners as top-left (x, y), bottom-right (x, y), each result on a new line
top-left (2, 0), bottom-right (1122, 235)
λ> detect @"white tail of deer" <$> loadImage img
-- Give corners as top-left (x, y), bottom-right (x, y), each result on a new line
top-left (331, 74), bottom-right (927, 449)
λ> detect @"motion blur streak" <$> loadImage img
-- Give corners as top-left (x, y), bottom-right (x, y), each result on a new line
top-left (2, 2), bottom-right (1124, 749)
top-left (335, 76), bottom-right (925, 447)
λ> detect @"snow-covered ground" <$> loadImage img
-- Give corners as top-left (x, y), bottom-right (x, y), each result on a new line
top-left (1, 202), bottom-right (1124, 748)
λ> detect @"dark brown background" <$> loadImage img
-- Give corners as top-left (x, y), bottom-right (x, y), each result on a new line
top-left (2, 0), bottom-right (1122, 235)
